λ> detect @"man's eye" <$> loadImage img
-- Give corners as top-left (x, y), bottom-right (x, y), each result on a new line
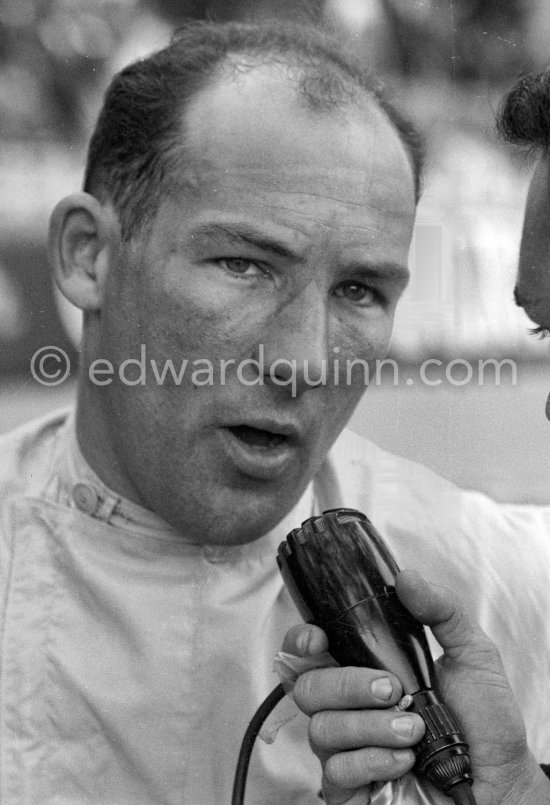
top-left (335, 281), bottom-right (378, 306)
top-left (529, 325), bottom-right (550, 340)
top-left (217, 258), bottom-right (262, 276)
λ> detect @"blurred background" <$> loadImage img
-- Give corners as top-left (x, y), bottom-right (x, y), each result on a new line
top-left (2, 0), bottom-right (550, 502)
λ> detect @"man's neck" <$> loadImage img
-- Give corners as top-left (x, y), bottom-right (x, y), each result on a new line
top-left (75, 379), bottom-right (145, 508)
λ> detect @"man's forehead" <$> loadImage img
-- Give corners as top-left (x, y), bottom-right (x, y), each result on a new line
top-left (525, 156), bottom-right (550, 216)
top-left (174, 65), bottom-right (416, 231)
top-left (183, 61), bottom-right (409, 170)
top-left (519, 158), bottom-right (550, 272)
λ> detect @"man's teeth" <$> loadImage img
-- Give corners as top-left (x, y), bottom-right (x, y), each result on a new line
top-left (229, 426), bottom-right (285, 448)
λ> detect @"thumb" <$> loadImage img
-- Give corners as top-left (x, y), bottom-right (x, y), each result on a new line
top-left (395, 570), bottom-right (487, 657)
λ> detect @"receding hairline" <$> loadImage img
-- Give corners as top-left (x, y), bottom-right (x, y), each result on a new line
top-left (83, 19), bottom-right (423, 240)
top-left (165, 56), bottom-right (417, 201)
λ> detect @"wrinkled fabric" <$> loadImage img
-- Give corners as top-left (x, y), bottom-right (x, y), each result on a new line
top-left (0, 410), bottom-right (549, 805)
top-left (371, 775), bottom-right (443, 805)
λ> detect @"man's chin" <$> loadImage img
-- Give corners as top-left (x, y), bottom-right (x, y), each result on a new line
top-left (161, 484), bottom-right (307, 546)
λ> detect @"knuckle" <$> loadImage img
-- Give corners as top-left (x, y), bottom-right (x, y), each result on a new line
top-left (336, 667), bottom-right (361, 702)
top-left (293, 671), bottom-right (316, 712)
top-left (308, 711), bottom-right (333, 749)
top-left (309, 710), bottom-right (329, 749)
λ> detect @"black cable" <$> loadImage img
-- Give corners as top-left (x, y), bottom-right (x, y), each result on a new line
top-left (450, 781), bottom-right (477, 805)
top-left (231, 683), bottom-right (286, 805)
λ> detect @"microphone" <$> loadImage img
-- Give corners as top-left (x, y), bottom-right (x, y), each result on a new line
top-left (277, 508), bottom-right (476, 805)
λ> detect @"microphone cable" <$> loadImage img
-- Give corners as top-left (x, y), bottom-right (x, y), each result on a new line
top-left (231, 683), bottom-right (285, 805)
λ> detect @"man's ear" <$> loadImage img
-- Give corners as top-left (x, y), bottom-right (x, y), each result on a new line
top-left (48, 192), bottom-right (120, 311)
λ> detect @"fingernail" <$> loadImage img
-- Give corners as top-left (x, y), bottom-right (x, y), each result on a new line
top-left (391, 716), bottom-right (415, 737)
top-left (392, 749), bottom-right (413, 763)
top-left (370, 677), bottom-right (393, 700)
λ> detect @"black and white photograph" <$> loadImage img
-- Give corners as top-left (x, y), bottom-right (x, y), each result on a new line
top-left (1, 2), bottom-right (549, 803)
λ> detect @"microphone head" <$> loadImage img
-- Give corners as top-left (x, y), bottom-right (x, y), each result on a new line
top-left (278, 508), bottom-right (435, 691)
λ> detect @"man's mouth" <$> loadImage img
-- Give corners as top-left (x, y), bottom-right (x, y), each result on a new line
top-left (218, 421), bottom-right (300, 480)
top-left (227, 425), bottom-right (287, 449)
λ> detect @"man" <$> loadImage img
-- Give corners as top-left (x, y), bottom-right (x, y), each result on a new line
top-left (284, 70), bottom-right (550, 804)
top-left (501, 73), bottom-right (550, 363)
top-left (0, 20), bottom-right (548, 805)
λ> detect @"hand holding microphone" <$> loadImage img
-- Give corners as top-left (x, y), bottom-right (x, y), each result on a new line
top-left (282, 563), bottom-right (548, 805)
top-left (394, 571), bottom-right (548, 805)
top-left (234, 508), bottom-right (549, 805)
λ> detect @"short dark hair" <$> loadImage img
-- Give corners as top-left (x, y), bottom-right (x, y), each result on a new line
top-left (497, 70), bottom-right (550, 152)
top-left (84, 20), bottom-right (423, 240)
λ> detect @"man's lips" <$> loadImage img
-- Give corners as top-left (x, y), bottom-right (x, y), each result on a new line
top-left (224, 417), bottom-right (301, 442)
top-left (217, 420), bottom-right (301, 480)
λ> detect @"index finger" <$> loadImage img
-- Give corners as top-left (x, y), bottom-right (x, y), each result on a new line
top-left (293, 666), bottom-right (403, 715)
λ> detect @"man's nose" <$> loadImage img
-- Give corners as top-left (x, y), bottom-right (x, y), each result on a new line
top-left (259, 285), bottom-right (329, 396)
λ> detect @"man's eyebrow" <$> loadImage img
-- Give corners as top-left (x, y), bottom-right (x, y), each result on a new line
top-left (189, 223), bottom-right (300, 259)
top-left (355, 262), bottom-right (410, 285)
top-left (189, 222), bottom-right (409, 283)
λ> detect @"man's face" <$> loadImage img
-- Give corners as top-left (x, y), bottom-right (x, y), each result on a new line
top-left (96, 66), bottom-right (416, 544)
top-left (516, 157), bottom-right (550, 418)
